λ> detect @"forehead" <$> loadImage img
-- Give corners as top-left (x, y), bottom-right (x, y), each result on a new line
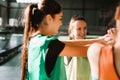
top-left (73, 20), bottom-right (87, 28)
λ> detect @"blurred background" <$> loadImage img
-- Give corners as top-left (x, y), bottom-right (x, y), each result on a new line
top-left (0, 0), bottom-right (119, 34)
top-left (0, 0), bottom-right (119, 80)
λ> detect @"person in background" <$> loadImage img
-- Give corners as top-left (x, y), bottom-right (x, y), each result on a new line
top-left (87, 6), bottom-right (120, 80)
top-left (20, 0), bottom-right (113, 80)
top-left (64, 15), bottom-right (91, 80)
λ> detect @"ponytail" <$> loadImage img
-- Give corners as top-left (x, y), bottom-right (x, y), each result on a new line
top-left (21, 0), bottom-right (62, 79)
top-left (20, 4), bottom-right (35, 80)
top-left (21, 4), bottom-right (31, 80)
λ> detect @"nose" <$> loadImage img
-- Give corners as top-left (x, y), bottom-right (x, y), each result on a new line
top-left (60, 21), bottom-right (63, 26)
top-left (81, 29), bottom-right (85, 34)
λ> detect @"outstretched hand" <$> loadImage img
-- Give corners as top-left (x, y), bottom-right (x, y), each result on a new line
top-left (104, 28), bottom-right (117, 45)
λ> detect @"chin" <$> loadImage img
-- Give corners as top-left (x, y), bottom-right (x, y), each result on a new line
top-left (52, 32), bottom-right (58, 35)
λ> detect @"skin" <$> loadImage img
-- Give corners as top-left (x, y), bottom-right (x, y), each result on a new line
top-left (87, 28), bottom-right (117, 78)
top-left (39, 12), bottom-right (63, 36)
top-left (113, 20), bottom-right (120, 76)
top-left (71, 20), bottom-right (87, 39)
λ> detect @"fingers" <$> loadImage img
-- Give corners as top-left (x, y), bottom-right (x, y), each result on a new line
top-left (104, 28), bottom-right (117, 45)
top-left (107, 28), bottom-right (117, 35)
top-left (107, 27), bottom-right (117, 41)
top-left (104, 34), bottom-right (115, 45)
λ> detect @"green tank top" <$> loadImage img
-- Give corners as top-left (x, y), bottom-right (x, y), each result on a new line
top-left (26, 34), bottom-right (66, 80)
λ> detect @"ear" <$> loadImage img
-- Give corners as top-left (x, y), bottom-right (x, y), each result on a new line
top-left (45, 14), bottom-right (53, 24)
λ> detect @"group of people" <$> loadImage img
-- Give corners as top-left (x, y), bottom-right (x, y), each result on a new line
top-left (20, 0), bottom-right (120, 80)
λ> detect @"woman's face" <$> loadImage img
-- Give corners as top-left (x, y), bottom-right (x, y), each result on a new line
top-left (47, 12), bottom-right (63, 35)
top-left (72, 20), bottom-right (87, 39)
top-left (41, 11), bottom-right (63, 36)
top-left (52, 12), bottom-right (63, 33)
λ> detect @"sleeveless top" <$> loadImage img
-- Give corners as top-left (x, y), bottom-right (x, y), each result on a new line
top-left (26, 34), bottom-right (66, 80)
top-left (99, 45), bottom-right (119, 80)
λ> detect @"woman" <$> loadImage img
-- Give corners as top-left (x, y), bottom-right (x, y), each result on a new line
top-left (64, 15), bottom-right (91, 80)
top-left (87, 6), bottom-right (120, 80)
top-left (21, 0), bottom-right (108, 80)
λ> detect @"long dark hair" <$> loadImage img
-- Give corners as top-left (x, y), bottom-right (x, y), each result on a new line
top-left (21, 0), bottom-right (62, 80)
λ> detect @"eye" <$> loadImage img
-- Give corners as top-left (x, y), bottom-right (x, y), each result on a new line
top-left (77, 27), bottom-right (81, 30)
top-left (84, 27), bottom-right (87, 30)
top-left (60, 18), bottom-right (62, 21)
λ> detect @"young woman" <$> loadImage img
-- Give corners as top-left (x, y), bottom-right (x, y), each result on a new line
top-left (87, 6), bottom-right (120, 80)
top-left (21, 0), bottom-right (109, 80)
top-left (64, 15), bottom-right (91, 80)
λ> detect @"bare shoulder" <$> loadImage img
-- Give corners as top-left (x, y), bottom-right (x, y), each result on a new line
top-left (89, 43), bottom-right (104, 49)
top-left (87, 43), bottom-right (104, 56)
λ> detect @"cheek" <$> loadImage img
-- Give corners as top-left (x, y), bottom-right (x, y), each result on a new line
top-left (57, 23), bottom-right (61, 28)
top-left (77, 30), bottom-right (81, 34)
top-left (85, 30), bottom-right (87, 34)
top-left (57, 22), bottom-right (62, 29)
top-left (60, 21), bottom-right (62, 26)
top-left (54, 24), bottom-right (60, 31)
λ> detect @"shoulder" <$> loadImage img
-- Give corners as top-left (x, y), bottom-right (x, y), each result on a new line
top-left (48, 39), bottom-right (65, 52)
top-left (89, 43), bottom-right (104, 50)
top-left (87, 43), bottom-right (104, 57)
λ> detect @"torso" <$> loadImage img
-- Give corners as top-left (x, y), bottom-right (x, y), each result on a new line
top-left (27, 34), bottom-right (66, 80)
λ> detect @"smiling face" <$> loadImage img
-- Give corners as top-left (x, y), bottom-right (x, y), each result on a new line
top-left (71, 20), bottom-right (87, 39)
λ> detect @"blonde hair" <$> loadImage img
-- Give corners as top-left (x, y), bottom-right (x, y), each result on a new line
top-left (68, 15), bottom-right (87, 40)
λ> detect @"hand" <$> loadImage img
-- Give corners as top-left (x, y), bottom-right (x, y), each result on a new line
top-left (104, 28), bottom-right (117, 45)
top-left (107, 28), bottom-right (117, 35)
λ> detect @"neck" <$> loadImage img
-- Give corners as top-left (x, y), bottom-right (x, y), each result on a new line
top-left (30, 31), bottom-right (40, 38)
top-left (39, 27), bottom-right (53, 36)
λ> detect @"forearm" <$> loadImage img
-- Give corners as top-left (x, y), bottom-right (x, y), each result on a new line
top-left (60, 45), bottom-right (89, 57)
top-left (60, 37), bottom-right (104, 47)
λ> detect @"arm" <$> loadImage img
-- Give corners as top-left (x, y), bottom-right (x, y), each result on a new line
top-left (48, 39), bottom-right (88, 57)
top-left (59, 44), bottom-right (89, 57)
top-left (59, 37), bottom-right (105, 57)
top-left (60, 37), bottom-right (105, 47)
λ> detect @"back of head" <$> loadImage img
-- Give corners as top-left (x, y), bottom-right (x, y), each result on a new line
top-left (24, 0), bottom-right (62, 32)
